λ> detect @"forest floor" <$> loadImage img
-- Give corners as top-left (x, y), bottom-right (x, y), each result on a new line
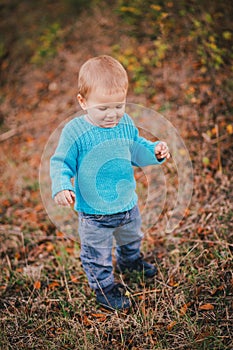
top-left (0, 2), bottom-right (233, 349)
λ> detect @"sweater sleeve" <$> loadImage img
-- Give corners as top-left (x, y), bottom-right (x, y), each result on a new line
top-left (131, 124), bottom-right (166, 167)
top-left (50, 125), bottom-right (78, 198)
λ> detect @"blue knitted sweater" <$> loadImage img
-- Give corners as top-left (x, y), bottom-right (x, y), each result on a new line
top-left (50, 113), bottom-right (165, 214)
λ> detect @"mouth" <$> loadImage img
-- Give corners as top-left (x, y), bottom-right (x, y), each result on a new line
top-left (104, 121), bottom-right (117, 127)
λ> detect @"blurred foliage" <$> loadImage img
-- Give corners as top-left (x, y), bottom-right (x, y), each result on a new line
top-left (115, 0), bottom-right (233, 75)
top-left (112, 41), bottom-right (168, 95)
top-left (116, 1), bottom-right (170, 39)
top-left (110, 0), bottom-right (233, 98)
top-left (30, 23), bottom-right (63, 65)
top-left (1, 0), bottom-right (232, 69)
top-left (0, 0), bottom-right (97, 67)
top-left (0, 0), bottom-right (232, 90)
top-left (189, 14), bottom-right (232, 71)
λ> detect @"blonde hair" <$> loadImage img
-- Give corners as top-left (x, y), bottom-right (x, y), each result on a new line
top-left (78, 55), bottom-right (128, 98)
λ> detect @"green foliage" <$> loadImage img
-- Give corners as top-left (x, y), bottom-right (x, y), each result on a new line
top-left (116, 0), bottom-right (169, 39)
top-left (112, 33), bottom-right (169, 94)
top-left (115, 0), bottom-right (233, 73)
top-left (189, 13), bottom-right (233, 71)
top-left (30, 23), bottom-right (63, 65)
top-left (112, 45), bottom-right (148, 94)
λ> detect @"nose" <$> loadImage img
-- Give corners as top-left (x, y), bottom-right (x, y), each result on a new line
top-left (106, 108), bottom-right (117, 118)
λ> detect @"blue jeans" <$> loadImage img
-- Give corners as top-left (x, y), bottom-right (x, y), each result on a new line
top-left (78, 205), bottom-right (143, 290)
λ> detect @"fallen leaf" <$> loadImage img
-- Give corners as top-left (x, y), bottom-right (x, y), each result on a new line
top-left (46, 242), bottom-right (54, 252)
top-left (211, 285), bottom-right (224, 295)
top-left (180, 303), bottom-right (188, 316)
top-left (167, 321), bottom-right (177, 331)
top-left (48, 282), bottom-right (60, 290)
top-left (168, 276), bottom-right (179, 287)
top-left (65, 247), bottom-right (74, 254)
top-left (34, 280), bottom-right (41, 290)
top-left (82, 315), bottom-right (92, 326)
top-left (226, 124), bottom-right (233, 134)
top-left (70, 275), bottom-right (78, 283)
top-left (56, 231), bottom-right (65, 238)
top-left (202, 157), bottom-right (210, 166)
top-left (180, 302), bottom-right (193, 315)
top-left (91, 313), bottom-right (107, 322)
top-left (144, 330), bottom-right (153, 336)
top-left (91, 313), bottom-right (106, 318)
top-left (198, 303), bottom-right (214, 310)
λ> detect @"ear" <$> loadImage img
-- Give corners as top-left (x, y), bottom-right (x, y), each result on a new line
top-left (77, 94), bottom-right (87, 110)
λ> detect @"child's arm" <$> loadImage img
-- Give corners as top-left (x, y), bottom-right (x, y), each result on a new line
top-left (54, 190), bottom-right (76, 207)
top-left (131, 128), bottom-right (169, 166)
top-left (126, 114), bottom-right (170, 166)
top-left (50, 122), bottom-right (78, 201)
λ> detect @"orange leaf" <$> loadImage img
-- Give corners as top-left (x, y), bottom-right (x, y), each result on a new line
top-left (211, 285), bottom-right (224, 295)
top-left (70, 275), bottom-right (78, 283)
top-left (91, 313), bottom-right (106, 318)
top-left (56, 231), bottom-right (65, 238)
top-left (91, 313), bottom-right (107, 322)
top-left (180, 304), bottom-right (188, 316)
top-left (168, 276), bottom-right (179, 287)
top-left (34, 280), bottom-right (41, 290)
top-left (82, 315), bottom-right (92, 326)
top-left (48, 281), bottom-right (60, 290)
top-left (66, 247), bottom-right (74, 254)
top-left (46, 242), bottom-right (54, 252)
top-left (180, 302), bottom-right (192, 315)
top-left (144, 330), bottom-right (154, 336)
top-left (167, 321), bottom-right (177, 331)
top-left (226, 124), bottom-right (233, 134)
top-left (199, 303), bottom-right (214, 310)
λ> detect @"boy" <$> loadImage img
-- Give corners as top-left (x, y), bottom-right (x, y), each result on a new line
top-left (50, 55), bottom-right (170, 310)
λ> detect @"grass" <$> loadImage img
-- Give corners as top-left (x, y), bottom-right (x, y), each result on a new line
top-left (1, 173), bottom-right (232, 349)
top-left (0, 221), bottom-right (232, 349)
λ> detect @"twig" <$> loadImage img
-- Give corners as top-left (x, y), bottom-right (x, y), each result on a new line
top-left (63, 267), bottom-right (72, 302)
top-left (132, 288), bottom-right (161, 297)
top-left (202, 132), bottom-right (231, 145)
top-left (28, 318), bottom-right (52, 334)
top-left (0, 121), bottom-right (38, 142)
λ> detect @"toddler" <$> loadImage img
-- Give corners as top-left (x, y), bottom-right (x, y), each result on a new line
top-left (50, 55), bottom-right (170, 310)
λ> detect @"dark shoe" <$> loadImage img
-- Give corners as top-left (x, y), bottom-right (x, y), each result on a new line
top-left (96, 283), bottom-right (131, 311)
top-left (116, 254), bottom-right (157, 278)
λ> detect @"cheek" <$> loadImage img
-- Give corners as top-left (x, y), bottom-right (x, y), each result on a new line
top-left (88, 108), bottom-right (101, 117)
top-left (91, 110), bottom-right (106, 120)
top-left (117, 109), bottom-right (125, 117)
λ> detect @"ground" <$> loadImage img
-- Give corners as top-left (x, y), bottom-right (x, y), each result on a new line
top-left (0, 1), bottom-right (233, 349)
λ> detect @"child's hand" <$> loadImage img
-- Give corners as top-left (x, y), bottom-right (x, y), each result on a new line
top-left (155, 141), bottom-right (170, 160)
top-left (54, 190), bottom-right (76, 207)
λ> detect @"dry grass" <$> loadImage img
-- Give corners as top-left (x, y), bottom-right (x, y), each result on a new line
top-left (0, 192), bottom-right (232, 349)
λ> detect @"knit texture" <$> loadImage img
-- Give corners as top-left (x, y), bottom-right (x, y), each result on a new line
top-left (50, 113), bottom-right (165, 214)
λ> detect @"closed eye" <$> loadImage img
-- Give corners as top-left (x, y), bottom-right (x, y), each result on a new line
top-left (98, 104), bottom-right (125, 111)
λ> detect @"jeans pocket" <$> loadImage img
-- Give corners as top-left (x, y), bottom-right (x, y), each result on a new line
top-left (128, 204), bottom-right (140, 221)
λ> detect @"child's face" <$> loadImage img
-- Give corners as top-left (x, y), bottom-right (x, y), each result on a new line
top-left (78, 89), bottom-right (126, 128)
